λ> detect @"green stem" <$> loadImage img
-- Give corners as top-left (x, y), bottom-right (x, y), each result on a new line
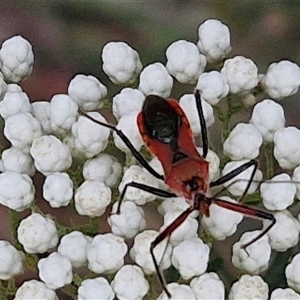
top-left (216, 97), bottom-right (242, 143)
top-left (31, 204), bottom-right (43, 214)
top-left (0, 279), bottom-right (17, 298)
top-left (125, 152), bottom-right (136, 167)
top-left (56, 217), bottom-right (100, 237)
top-left (61, 283), bottom-right (77, 298)
top-left (23, 252), bottom-right (39, 270)
top-left (89, 217), bottom-right (100, 235)
top-left (9, 209), bottom-right (22, 251)
top-left (72, 273), bottom-right (83, 286)
top-left (222, 109), bottom-right (230, 143)
top-left (264, 143), bottom-right (274, 179)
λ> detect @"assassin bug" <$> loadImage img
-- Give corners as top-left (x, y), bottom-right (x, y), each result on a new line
top-left (79, 90), bottom-right (276, 298)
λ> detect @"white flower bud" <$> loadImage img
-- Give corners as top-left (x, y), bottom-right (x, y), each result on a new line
top-left (197, 19), bottom-right (231, 63)
top-left (166, 40), bottom-right (206, 84)
top-left (102, 42), bottom-right (142, 85)
top-left (228, 275), bottom-right (268, 300)
top-left (138, 62), bottom-right (173, 97)
top-left (221, 56), bottom-right (258, 94)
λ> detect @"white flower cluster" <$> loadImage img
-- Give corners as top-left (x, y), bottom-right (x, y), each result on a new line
top-left (1, 18), bottom-right (300, 300)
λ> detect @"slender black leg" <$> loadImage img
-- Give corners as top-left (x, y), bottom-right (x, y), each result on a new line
top-left (78, 109), bottom-right (164, 181)
top-left (150, 205), bottom-right (196, 298)
top-left (210, 159), bottom-right (258, 201)
top-left (212, 196), bottom-right (276, 248)
top-left (116, 181), bottom-right (177, 213)
top-left (195, 90), bottom-right (208, 159)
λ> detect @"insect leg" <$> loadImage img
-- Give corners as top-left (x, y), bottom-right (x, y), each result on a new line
top-left (78, 109), bottom-right (164, 181)
top-left (211, 196), bottom-right (276, 248)
top-left (116, 181), bottom-right (176, 214)
top-left (195, 90), bottom-right (208, 159)
top-left (210, 159), bottom-right (258, 200)
top-left (150, 205), bottom-right (195, 298)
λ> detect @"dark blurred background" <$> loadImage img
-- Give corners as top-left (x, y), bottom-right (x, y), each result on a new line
top-left (1, 1), bottom-right (300, 298)
top-left (1, 1), bottom-right (300, 134)
top-left (1, 1), bottom-right (300, 101)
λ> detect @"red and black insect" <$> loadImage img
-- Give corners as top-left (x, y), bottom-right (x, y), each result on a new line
top-left (80, 90), bottom-right (275, 298)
